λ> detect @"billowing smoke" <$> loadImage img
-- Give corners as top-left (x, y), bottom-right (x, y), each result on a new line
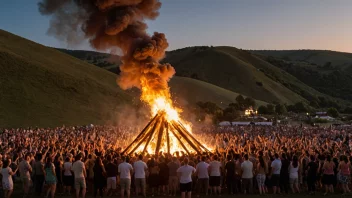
top-left (38, 0), bottom-right (175, 102)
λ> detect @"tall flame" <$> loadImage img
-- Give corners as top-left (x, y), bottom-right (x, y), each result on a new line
top-left (38, 0), bottom-right (212, 154)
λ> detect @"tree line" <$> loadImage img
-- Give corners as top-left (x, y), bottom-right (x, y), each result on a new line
top-left (195, 95), bottom-right (342, 123)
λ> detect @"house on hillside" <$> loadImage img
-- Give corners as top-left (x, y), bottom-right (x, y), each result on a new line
top-left (244, 107), bottom-right (257, 116)
top-left (315, 112), bottom-right (328, 116)
top-left (315, 115), bottom-right (335, 121)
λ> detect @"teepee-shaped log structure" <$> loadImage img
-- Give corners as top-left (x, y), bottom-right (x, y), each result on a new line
top-left (122, 111), bottom-right (210, 156)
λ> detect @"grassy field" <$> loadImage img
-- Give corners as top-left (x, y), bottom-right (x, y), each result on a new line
top-left (163, 46), bottom-right (306, 104)
top-left (60, 46), bottom-right (306, 104)
top-left (170, 77), bottom-right (267, 109)
top-left (164, 46), bottom-right (350, 107)
top-left (251, 50), bottom-right (352, 103)
top-left (1, 30), bottom-right (269, 127)
top-left (0, 29), bottom-right (133, 127)
top-left (58, 46), bottom-right (352, 107)
top-left (9, 189), bottom-right (351, 198)
top-left (252, 49), bottom-right (352, 68)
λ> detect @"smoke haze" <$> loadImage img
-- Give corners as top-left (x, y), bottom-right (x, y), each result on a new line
top-left (39, 0), bottom-right (175, 104)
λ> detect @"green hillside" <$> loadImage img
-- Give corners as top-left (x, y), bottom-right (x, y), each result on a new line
top-left (169, 77), bottom-right (267, 108)
top-left (57, 48), bottom-right (268, 107)
top-left (56, 48), bottom-right (121, 74)
top-left (0, 29), bottom-right (132, 127)
top-left (252, 50), bottom-right (352, 68)
top-left (252, 50), bottom-right (352, 103)
top-left (1, 30), bottom-right (266, 127)
top-left (163, 46), bottom-right (306, 104)
top-left (59, 47), bottom-right (299, 104)
top-left (58, 46), bottom-right (351, 109)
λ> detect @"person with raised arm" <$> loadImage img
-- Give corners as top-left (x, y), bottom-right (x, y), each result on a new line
top-left (1, 159), bottom-right (18, 198)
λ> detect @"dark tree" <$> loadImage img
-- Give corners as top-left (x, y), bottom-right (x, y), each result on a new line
top-left (266, 104), bottom-right (275, 114)
top-left (236, 95), bottom-right (245, 105)
top-left (327, 108), bottom-right (339, 118)
top-left (244, 97), bottom-right (256, 109)
top-left (275, 104), bottom-right (287, 115)
top-left (257, 105), bottom-right (268, 114)
top-left (293, 102), bottom-right (308, 113)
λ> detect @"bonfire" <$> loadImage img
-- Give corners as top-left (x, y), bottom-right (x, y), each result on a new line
top-left (122, 98), bottom-right (211, 156)
top-left (38, 0), bottom-right (211, 155)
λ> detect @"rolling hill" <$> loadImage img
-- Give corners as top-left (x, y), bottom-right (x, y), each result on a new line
top-left (252, 50), bottom-right (352, 103)
top-left (169, 77), bottom-right (267, 108)
top-left (59, 47), bottom-right (306, 104)
top-left (163, 46), bottom-right (313, 104)
top-left (252, 50), bottom-right (352, 68)
top-left (0, 29), bottom-right (132, 127)
top-left (59, 46), bottom-right (350, 108)
top-left (1, 30), bottom-right (268, 127)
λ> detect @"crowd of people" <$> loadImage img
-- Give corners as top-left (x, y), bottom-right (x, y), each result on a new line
top-left (0, 124), bottom-right (352, 198)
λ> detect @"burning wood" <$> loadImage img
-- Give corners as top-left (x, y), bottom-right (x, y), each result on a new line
top-left (122, 111), bottom-right (210, 155)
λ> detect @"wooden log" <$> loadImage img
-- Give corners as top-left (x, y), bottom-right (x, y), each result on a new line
top-left (127, 124), bottom-right (156, 155)
top-left (124, 120), bottom-right (158, 155)
top-left (142, 117), bottom-right (162, 155)
top-left (168, 124), bottom-right (190, 155)
top-left (165, 122), bottom-right (170, 154)
top-left (122, 113), bottom-right (160, 154)
top-left (127, 114), bottom-right (164, 155)
top-left (154, 117), bottom-right (165, 156)
top-left (171, 122), bottom-right (201, 154)
top-left (176, 121), bottom-right (210, 153)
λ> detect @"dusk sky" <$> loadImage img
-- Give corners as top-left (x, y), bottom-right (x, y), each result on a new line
top-left (1, 0), bottom-right (351, 52)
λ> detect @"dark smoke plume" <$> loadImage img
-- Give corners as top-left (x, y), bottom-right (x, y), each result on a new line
top-left (39, 0), bottom-right (175, 101)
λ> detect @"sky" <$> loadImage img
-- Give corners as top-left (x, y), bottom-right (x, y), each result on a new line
top-left (0, 0), bottom-right (351, 52)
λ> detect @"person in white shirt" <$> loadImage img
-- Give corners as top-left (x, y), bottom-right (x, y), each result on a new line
top-left (63, 157), bottom-right (73, 196)
top-left (289, 156), bottom-right (300, 193)
top-left (195, 156), bottom-right (209, 196)
top-left (209, 155), bottom-right (222, 195)
top-left (133, 155), bottom-right (148, 197)
top-left (241, 154), bottom-right (253, 194)
top-left (71, 154), bottom-right (86, 198)
top-left (118, 156), bottom-right (133, 198)
top-left (271, 153), bottom-right (282, 194)
top-left (177, 158), bottom-right (196, 198)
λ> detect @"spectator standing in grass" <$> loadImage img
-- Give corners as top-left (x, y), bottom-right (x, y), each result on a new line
top-left (148, 159), bottom-right (159, 197)
top-left (133, 155), bottom-right (148, 198)
top-left (18, 153), bottom-right (32, 198)
top-left (44, 157), bottom-right (57, 198)
top-left (54, 155), bottom-right (63, 195)
top-left (63, 157), bottom-right (73, 196)
top-left (289, 156), bottom-right (300, 193)
top-left (241, 154), bottom-right (253, 194)
top-left (118, 156), bottom-right (133, 198)
top-left (196, 156), bottom-right (209, 196)
top-left (93, 157), bottom-right (106, 198)
top-left (34, 153), bottom-right (45, 196)
top-left (225, 155), bottom-right (235, 195)
top-left (280, 153), bottom-right (290, 194)
top-left (322, 155), bottom-right (335, 196)
top-left (338, 155), bottom-right (351, 195)
top-left (72, 154), bottom-right (87, 198)
top-left (105, 155), bottom-right (118, 196)
top-left (271, 153), bottom-right (282, 194)
top-left (209, 155), bottom-right (222, 196)
top-left (256, 156), bottom-right (267, 195)
top-left (307, 155), bottom-right (318, 195)
top-left (1, 159), bottom-right (17, 198)
top-left (158, 157), bottom-right (169, 196)
top-left (168, 157), bottom-right (180, 196)
top-left (177, 158), bottom-right (196, 198)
